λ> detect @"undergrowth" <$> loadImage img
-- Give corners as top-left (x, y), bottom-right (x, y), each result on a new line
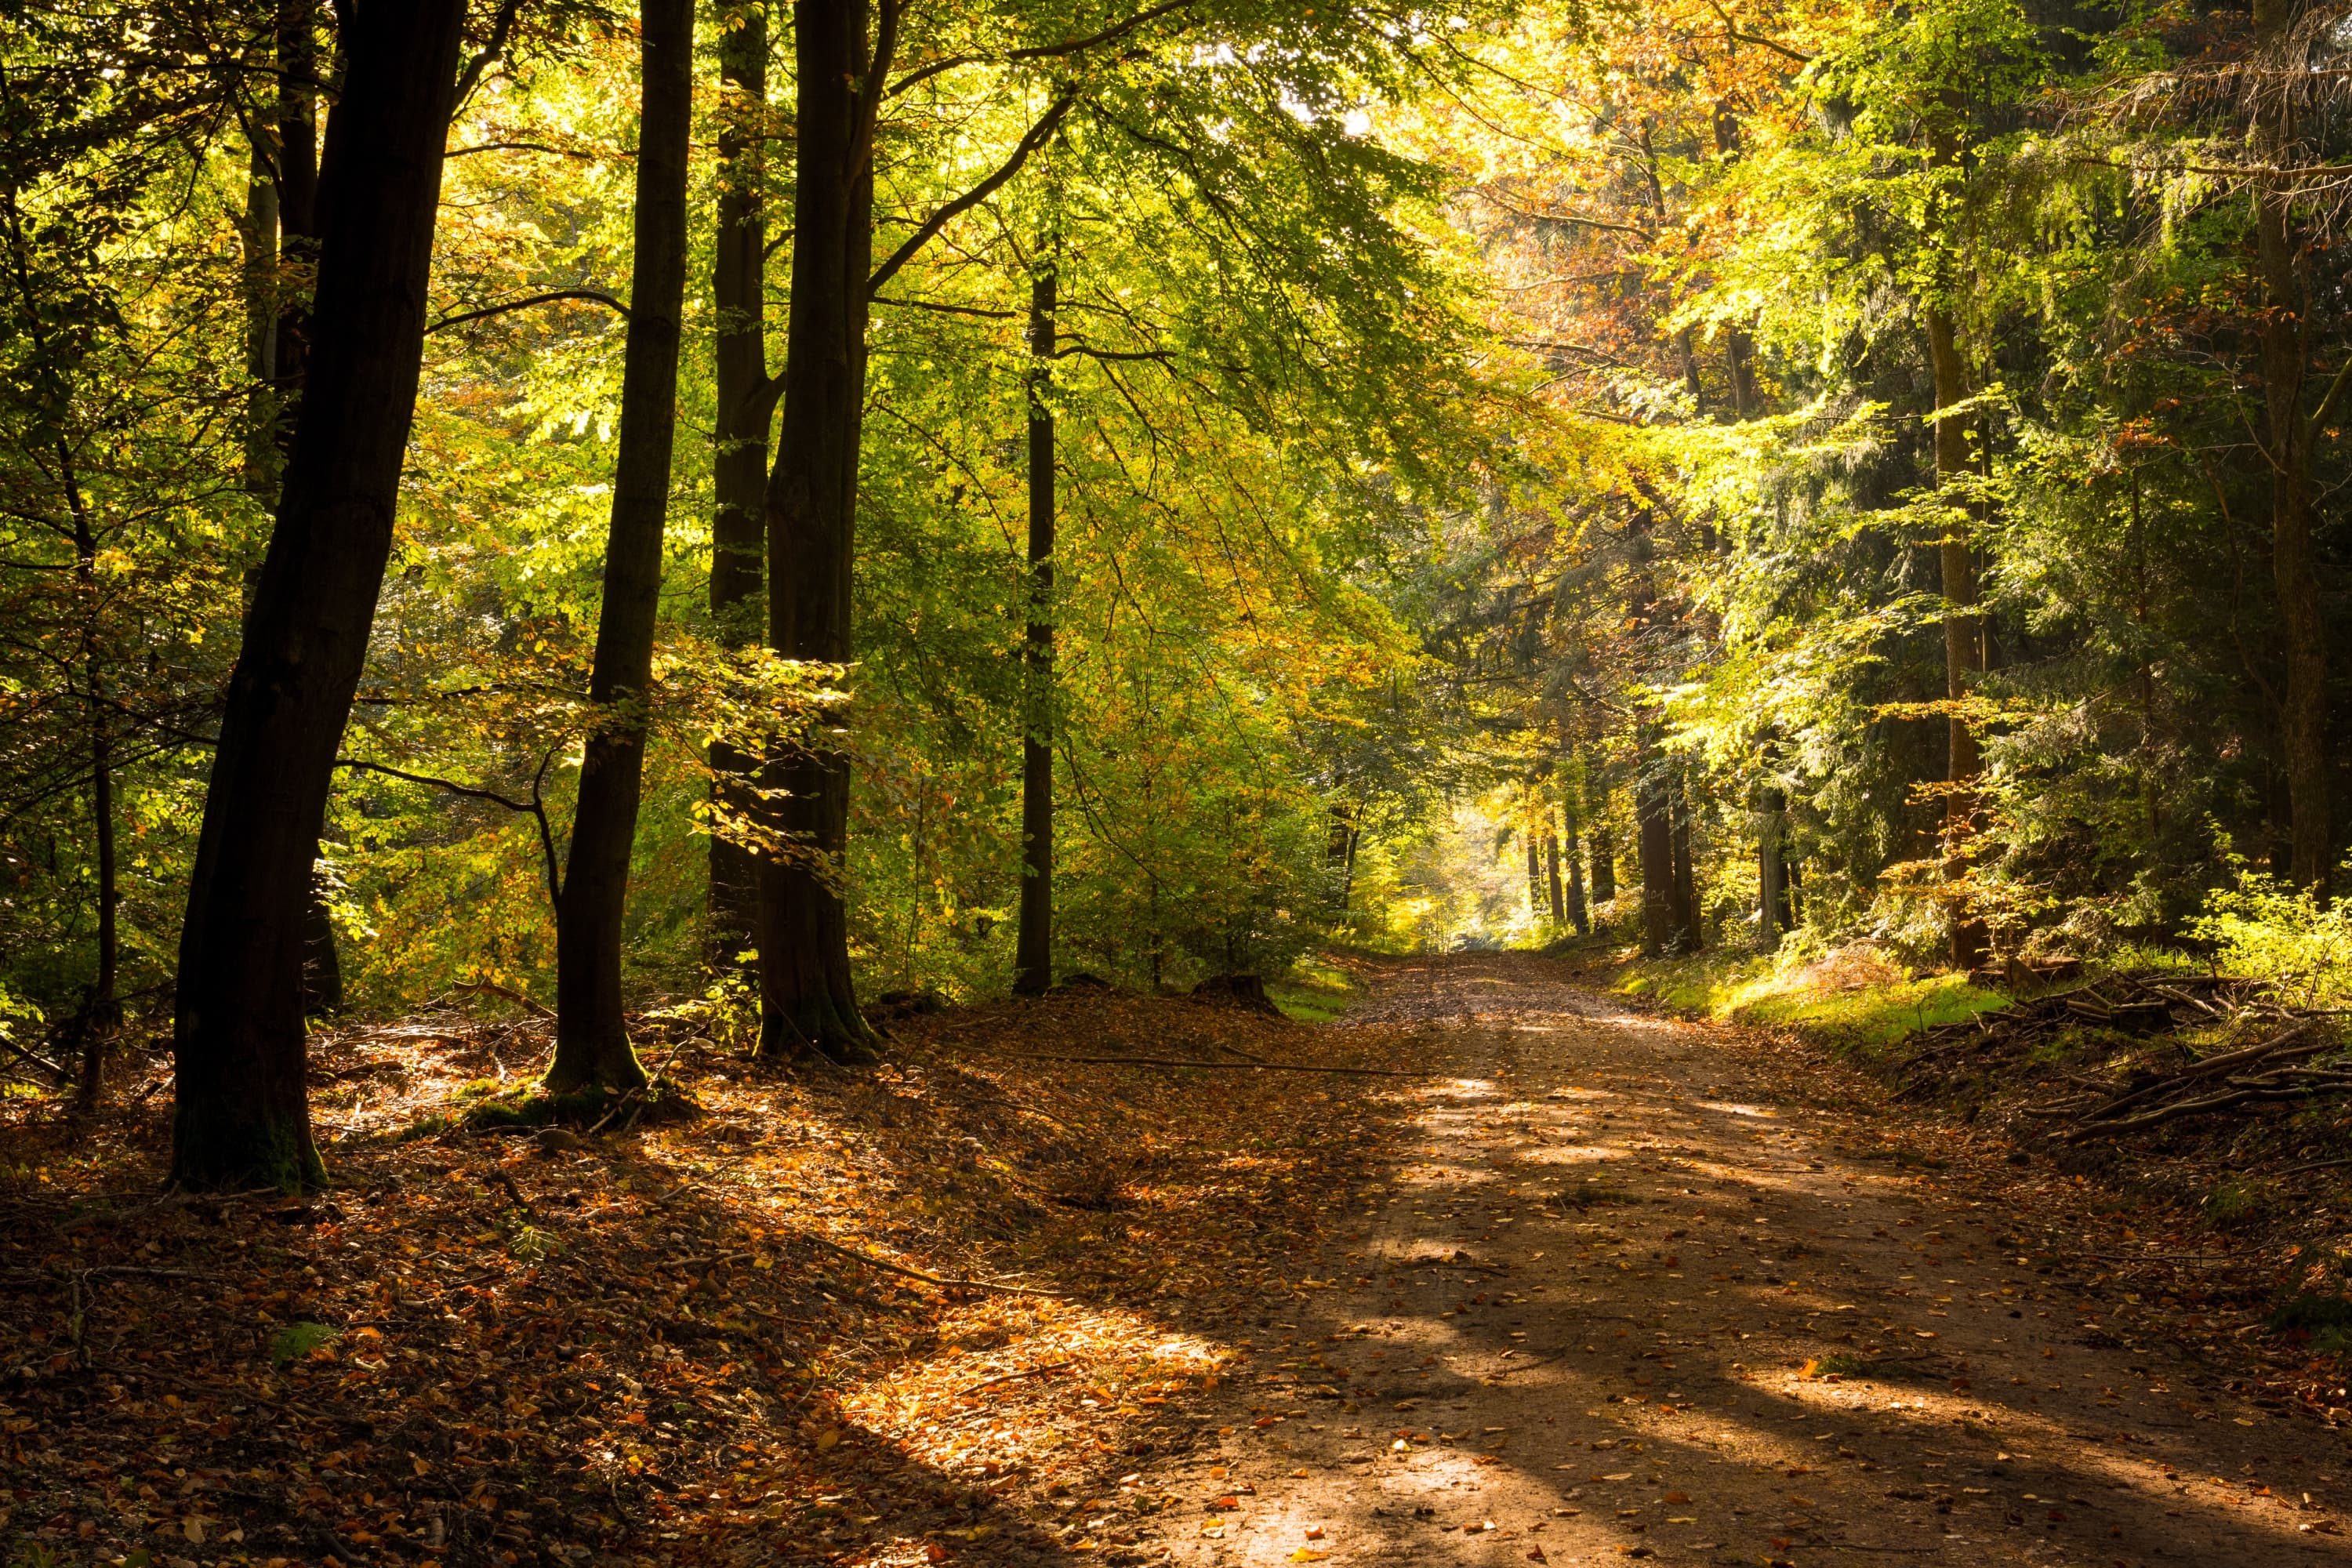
top-left (1599, 946), bottom-right (2007, 1055)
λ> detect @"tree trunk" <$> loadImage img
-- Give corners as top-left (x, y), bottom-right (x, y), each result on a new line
top-left (1544, 829), bottom-right (1565, 922)
top-left (1590, 823), bottom-right (1615, 905)
top-left (171, 0), bottom-right (469, 1192)
top-left (76, 727), bottom-right (117, 1110)
top-left (1564, 822), bottom-right (1589, 934)
top-left (549, 0), bottom-right (692, 1096)
top-left (2252, 162), bottom-right (2332, 888)
top-left (1637, 750), bottom-right (1671, 958)
top-left (1013, 269), bottom-right (1056, 996)
top-left (1926, 306), bottom-right (1989, 970)
top-left (238, 154), bottom-right (281, 491)
top-left (1526, 837), bottom-right (1544, 915)
top-left (1669, 775), bottom-right (1699, 950)
top-left (273, 0), bottom-right (320, 395)
top-left (1758, 784), bottom-right (1786, 954)
top-left (706, 0), bottom-right (768, 967)
top-left (756, 0), bottom-right (881, 1062)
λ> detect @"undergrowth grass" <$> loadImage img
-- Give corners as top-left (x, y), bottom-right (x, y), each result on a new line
top-left (1605, 948), bottom-right (2008, 1056)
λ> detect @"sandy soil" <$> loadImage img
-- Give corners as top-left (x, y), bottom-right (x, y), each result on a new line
top-left (1131, 953), bottom-right (2352, 1568)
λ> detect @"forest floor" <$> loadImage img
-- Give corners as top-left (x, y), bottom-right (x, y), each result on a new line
top-left (3, 952), bottom-right (2350, 1568)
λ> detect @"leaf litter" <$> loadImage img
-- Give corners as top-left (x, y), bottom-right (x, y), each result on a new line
top-left (0, 985), bottom-right (1425, 1568)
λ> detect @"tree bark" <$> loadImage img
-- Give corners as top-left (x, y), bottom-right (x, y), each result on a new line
top-left (1637, 746), bottom-right (1671, 958)
top-left (1526, 837), bottom-right (1544, 916)
top-left (1544, 829), bottom-right (1565, 922)
top-left (2247, 1), bottom-right (2332, 889)
top-left (1926, 306), bottom-right (1989, 970)
top-left (1669, 775), bottom-right (1699, 949)
top-left (170, 0), bottom-right (469, 1192)
top-left (549, 0), bottom-right (692, 1095)
top-left (1590, 823), bottom-right (1615, 905)
top-left (755, 0), bottom-right (884, 1062)
top-left (1758, 784), bottom-right (1786, 953)
top-left (238, 154), bottom-right (281, 492)
top-left (273, 0), bottom-right (321, 395)
top-left (1564, 821), bottom-right (1589, 934)
top-left (707, 0), bottom-right (768, 967)
top-left (1013, 269), bottom-right (1056, 996)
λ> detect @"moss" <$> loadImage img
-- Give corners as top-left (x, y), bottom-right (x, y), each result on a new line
top-left (460, 1081), bottom-right (699, 1131)
top-left (1269, 958), bottom-right (1359, 1022)
top-left (170, 1105), bottom-right (327, 1192)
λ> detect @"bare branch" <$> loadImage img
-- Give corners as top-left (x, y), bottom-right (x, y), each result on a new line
top-left (426, 289), bottom-right (630, 336)
top-left (867, 93), bottom-right (1077, 299)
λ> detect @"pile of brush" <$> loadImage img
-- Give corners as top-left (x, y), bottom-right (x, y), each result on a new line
top-left (1895, 970), bottom-right (2351, 1146)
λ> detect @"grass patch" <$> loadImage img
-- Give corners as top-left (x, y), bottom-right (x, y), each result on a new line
top-left (1269, 956), bottom-right (1359, 1024)
top-left (1601, 946), bottom-right (2007, 1055)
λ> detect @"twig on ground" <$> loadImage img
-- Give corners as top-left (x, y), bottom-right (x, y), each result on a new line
top-left (800, 1232), bottom-right (1061, 1298)
top-left (1000, 1053), bottom-right (1433, 1077)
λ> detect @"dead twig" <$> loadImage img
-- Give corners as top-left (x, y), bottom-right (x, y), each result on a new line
top-left (800, 1233), bottom-right (1062, 1298)
top-left (1000, 1053), bottom-right (1434, 1077)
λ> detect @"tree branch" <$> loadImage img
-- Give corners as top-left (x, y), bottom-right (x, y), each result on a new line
top-left (866, 93), bottom-right (1077, 299)
top-left (888, 0), bottom-right (1199, 97)
top-left (1707, 0), bottom-right (1812, 63)
top-left (450, 0), bottom-right (528, 120)
top-left (872, 294), bottom-right (1022, 319)
top-left (426, 289), bottom-right (630, 336)
top-left (336, 757), bottom-right (562, 907)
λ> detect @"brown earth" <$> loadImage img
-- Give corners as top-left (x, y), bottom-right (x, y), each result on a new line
top-left (1144, 952), bottom-right (2352, 1568)
top-left (5, 952), bottom-right (2350, 1568)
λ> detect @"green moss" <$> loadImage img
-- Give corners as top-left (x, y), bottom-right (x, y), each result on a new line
top-left (1269, 958), bottom-right (1360, 1022)
top-left (170, 1105), bottom-right (327, 1192)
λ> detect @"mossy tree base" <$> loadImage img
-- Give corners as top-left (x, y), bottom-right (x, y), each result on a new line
top-left (757, 993), bottom-right (880, 1067)
top-left (171, 1105), bottom-right (326, 1193)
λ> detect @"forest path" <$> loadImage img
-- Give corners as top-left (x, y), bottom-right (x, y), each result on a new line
top-left (1145, 950), bottom-right (2348, 1568)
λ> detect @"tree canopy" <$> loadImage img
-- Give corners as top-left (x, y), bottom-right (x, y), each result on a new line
top-left (5, 0), bottom-right (2352, 1169)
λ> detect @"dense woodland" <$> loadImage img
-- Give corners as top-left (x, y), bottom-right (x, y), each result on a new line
top-left (6, 0), bottom-right (2352, 1187)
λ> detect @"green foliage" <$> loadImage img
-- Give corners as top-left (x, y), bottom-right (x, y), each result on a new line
top-left (2190, 869), bottom-right (2352, 1007)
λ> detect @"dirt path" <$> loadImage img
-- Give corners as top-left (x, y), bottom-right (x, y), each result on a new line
top-left (1137, 953), bottom-right (2352, 1568)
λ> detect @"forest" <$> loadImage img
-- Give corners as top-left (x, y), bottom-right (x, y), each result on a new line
top-left (5, 0), bottom-right (2347, 1179)
top-left (14, 0), bottom-right (2352, 1564)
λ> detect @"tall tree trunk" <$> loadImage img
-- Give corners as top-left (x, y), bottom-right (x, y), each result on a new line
top-left (1669, 775), bottom-right (1699, 949)
top-left (1926, 307), bottom-right (1990, 969)
top-left (239, 155), bottom-right (281, 490)
top-left (1526, 837), bottom-right (1544, 915)
top-left (171, 0), bottom-right (469, 1192)
top-left (1013, 269), bottom-right (1056, 996)
top-left (1758, 784), bottom-right (1785, 954)
top-left (1564, 822), bottom-right (1589, 934)
top-left (2248, 0), bottom-right (2333, 889)
top-left (707, 0), bottom-right (769, 967)
top-left (1544, 829), bottom-right (1565, 922)
top-left (1637, 744), bottom-right (1671, 957)
top-left (756, 0), bottom-right (884, 1062)
top-left (273, 0), bottom-right (320, 395)
top-left (65, 470), bottom-right (117, 1110)
top-left (549, 0), bottom-right (692, 1095)
top-left (240, 112), bottom-right (344, 1022)
top-left (1590, 823), bottom-right (1615, 905)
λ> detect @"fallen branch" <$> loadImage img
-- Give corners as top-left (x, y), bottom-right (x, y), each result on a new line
top-left (801, 1233), bottom-right (1061, 1298)
top-left (1001, 1053), bottom-right (1433, 1077)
